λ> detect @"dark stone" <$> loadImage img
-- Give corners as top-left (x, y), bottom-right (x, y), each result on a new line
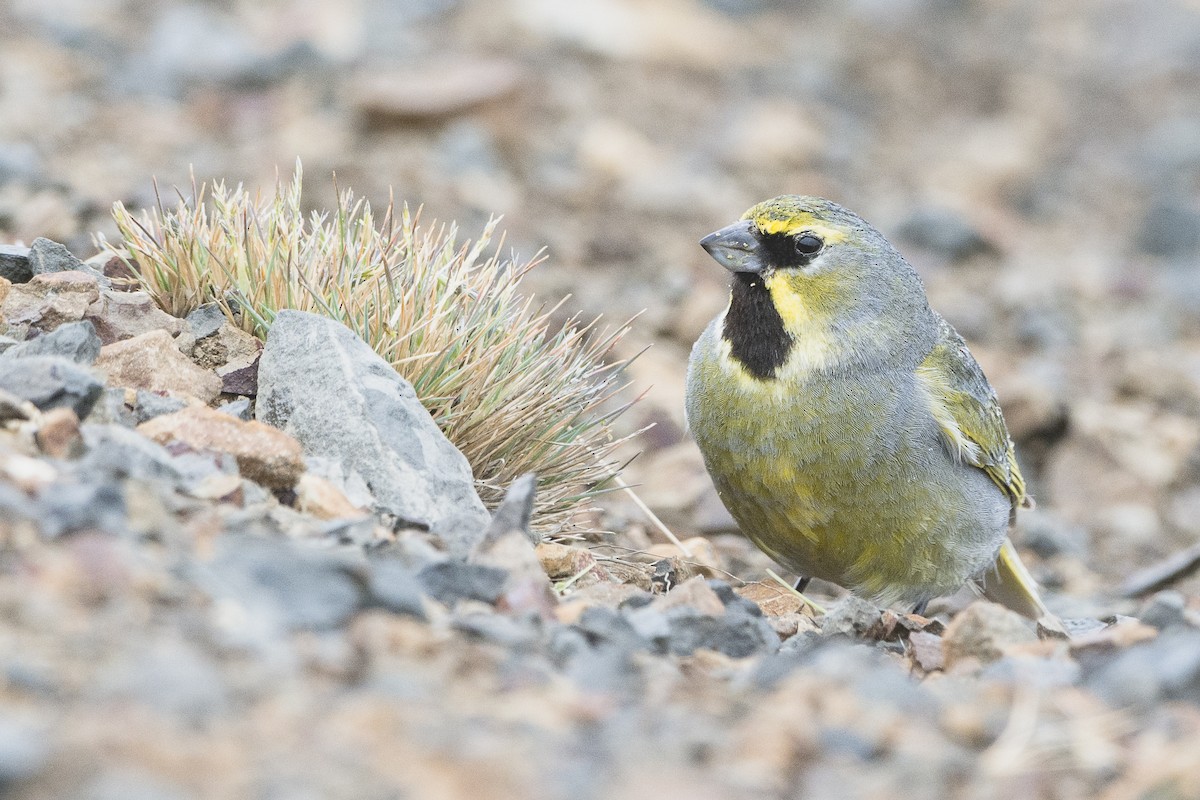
top-left (256, 311), bottom-right (490, 556)
top-left (665, 610), bottom-right (780, 658)
top-left (545, 626), bottom-right (591, 668)
top-left (0, 356), bottom-right (104, 417)
top-left (0, 320), bottom-right (101, 364)
top-left (417, 560), bottom-right (508, 606)
top-left (218, 356), bottom-right (259, 396)
top-left (0, 244), bottom-right (32, 284)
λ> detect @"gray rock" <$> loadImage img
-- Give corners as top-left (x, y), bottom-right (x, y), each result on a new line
top-left (665, 608), bottom-right (780, 658)
top-left (624, 604), bottom-right (672, 647)
top-left (1085, 630), bottom-right (1200, 707)
top-left (1058, 617), bottom-right (1109, 638)
top-left (820, 596), bottom-right (883, 638)
top-left (86, 388), bottom-right (137, 428)
top-left (28, 237), bottom-right (104, 283)
top-left (0, 244), bottom-right (32, 284)
top-left (895, 207), bottom-right (995, 262)
top-left (133, 390), bottom-right (188, 424)
top-left (1138, 201), bottom-right (1200, 259)
top-left (185, 303), bottom-right (227, 340)
top-left (0, 355), bottom-right (104, 417)
top-left (0, 717), bottom-right (50, 787)
top-left (707, 579), bottom-right (764, 617)
top-left (416, 560), bottom-right (508, 606)
top-left (36, 482), bottom-right (127, 538)
top-left (97, 639), bottom-right (228, 723)
top-left (0, 141), bottom-right (42, 187)
top-left (576, 606), bottom-right (647, 652)
top-left (367, 559), bottom-right (427, 619)
top-left (452, 611), bottom-right (540, 648)
top-left (0, 320), bottom-right (101, 364)
top-left (981, 655), bottom-right (1081, 688)
top-left (85, 290), bottom-right (183, 344)
top-left (216, 397), bottom-right (252, 420)
top-left (256, 310), bottom-right (490, 555)
top-left (475, 472), bottom-right (538, 554)
top-left (203, 534), bottom-right (363, 632)
top-left (1139, 591), bottom-right (1189, 631)
top-left (77, 424), bottom-right (231, 491)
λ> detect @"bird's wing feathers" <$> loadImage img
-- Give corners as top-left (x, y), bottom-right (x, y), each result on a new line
top-left (915, 317), bottom-right (1028, 512)
top-left (917, 318), bottom-right (1049, 621)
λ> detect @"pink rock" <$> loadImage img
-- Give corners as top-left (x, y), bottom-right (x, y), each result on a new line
top-left (138, 404), bottom-right (305, 490)
top-left (95, 329), bottom-right (222, 404)
top-left (86, 290), bottom-right (184, 344)
top-left (2, 271), bottom-right (100, 332)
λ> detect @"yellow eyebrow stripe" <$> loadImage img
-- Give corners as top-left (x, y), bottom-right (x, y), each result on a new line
top-left (752, 215), bottom-right (848, 244)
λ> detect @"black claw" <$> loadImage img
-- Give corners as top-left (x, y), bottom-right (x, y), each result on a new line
top-left (793, 576), bottom-right (811, 593)
top-left (911, 599), bottom-right (930, 616)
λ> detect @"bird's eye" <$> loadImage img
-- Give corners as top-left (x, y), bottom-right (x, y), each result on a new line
top-left (794, 234), bottom-right (823, 255)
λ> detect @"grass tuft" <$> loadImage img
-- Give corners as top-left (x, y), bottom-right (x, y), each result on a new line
top-left (102, 163), bottom-right (636, 536)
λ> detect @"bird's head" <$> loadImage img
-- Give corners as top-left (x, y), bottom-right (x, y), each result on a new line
top-left (701, 195), bottom-right (932, 378)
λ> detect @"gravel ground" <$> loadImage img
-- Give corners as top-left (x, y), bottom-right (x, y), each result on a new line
top-left (3, 1), bottom-right (1200, 797)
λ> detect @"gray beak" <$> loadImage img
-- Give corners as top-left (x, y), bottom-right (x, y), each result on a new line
top-left (699, 220), bottom-right (765, 274)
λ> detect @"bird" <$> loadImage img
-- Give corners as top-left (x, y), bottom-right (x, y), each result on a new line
top-left (684, 195), bottom-right (1048, 619)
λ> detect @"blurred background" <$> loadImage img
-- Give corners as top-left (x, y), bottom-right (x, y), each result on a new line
top-left (3, 0), bottom-right (1200, 609)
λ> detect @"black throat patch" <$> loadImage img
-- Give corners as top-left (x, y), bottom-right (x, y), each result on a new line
top-left (721, 272), bottom-right (793, 380)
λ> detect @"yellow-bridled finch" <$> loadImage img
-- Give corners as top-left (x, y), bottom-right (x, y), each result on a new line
top-left (685, 195), bottom-right (1047, 618)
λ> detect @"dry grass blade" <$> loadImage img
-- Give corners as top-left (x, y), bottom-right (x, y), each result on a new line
top-left (101, 163), bottom-right (637, 536)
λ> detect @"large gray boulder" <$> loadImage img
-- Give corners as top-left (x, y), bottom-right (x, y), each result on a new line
top-left (256, 310), bottom-right (489, 556)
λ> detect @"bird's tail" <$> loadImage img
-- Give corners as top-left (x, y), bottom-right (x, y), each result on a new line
top-left (976, 537), bottom-right (1050, 620)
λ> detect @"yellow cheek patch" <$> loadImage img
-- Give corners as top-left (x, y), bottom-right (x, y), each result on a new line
top-left (764, 274), bottom-right (838, 375)
top-left (764, 273), bottom-right (810, 329)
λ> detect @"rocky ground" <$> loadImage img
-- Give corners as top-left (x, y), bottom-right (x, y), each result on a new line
top-left (3, 0), bottom-right (1200, 798)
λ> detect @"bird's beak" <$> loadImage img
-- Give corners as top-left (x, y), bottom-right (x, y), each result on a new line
top-left (699, 220), bottom-right (765, 274)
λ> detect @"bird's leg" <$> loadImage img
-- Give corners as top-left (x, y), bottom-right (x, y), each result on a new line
top-left (911, 599), bottom-right (930, 617)
top-left (793, 576), bottom-right (811, 593)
